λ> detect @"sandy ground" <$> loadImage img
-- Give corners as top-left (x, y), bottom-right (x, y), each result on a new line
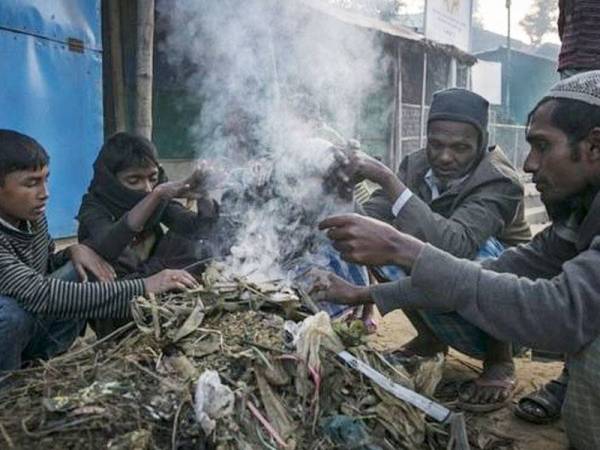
top-left (370, 310), bottom-right (569, 450)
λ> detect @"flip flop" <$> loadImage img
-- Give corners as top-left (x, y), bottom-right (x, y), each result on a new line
top-left (514, 381), bottom-right (565, 424)
top-left (457, 377), bottom-right (517, 413)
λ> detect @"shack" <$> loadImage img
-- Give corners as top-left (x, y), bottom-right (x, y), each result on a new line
top-left (103, 0), bottom-right (476, 176)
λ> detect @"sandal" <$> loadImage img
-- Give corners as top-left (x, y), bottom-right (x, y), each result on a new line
top-left (514, 380), bottom-right (566, 424)
top-left (457, 377), bottom-right (517, 413)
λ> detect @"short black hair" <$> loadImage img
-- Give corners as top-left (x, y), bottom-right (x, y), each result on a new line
top-left (527, 98), bottom-right (600, 158)
top-left (0, 130), bottom-right (49, 185)
top-left (99, 132), bottom-right (159, 174)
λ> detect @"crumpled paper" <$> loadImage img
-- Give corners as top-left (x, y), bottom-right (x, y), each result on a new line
top-left (193, 370), bottom-right (234, 435)
top-left (287, 311), bottom-right (344, 373)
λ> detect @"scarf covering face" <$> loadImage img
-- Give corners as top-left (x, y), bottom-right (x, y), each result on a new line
top-left (78, 145), bottom-right (169, 232)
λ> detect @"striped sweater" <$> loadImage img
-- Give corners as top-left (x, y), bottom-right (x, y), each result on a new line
top-left (558, 0), bottom-right (600, 71)
top-left (0, 216), bottom-right (145, 319)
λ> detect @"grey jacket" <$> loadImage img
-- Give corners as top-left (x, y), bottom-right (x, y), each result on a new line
top-left (371, 189), bottom-right (600, 355)
top-left (363, 146), bottom-right (531, 258)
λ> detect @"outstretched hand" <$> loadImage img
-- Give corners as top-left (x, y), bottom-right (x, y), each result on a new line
top-left (156, 161), bottom-right (219, 200)
top-left (323, 146), bottom-right (407, 202)
top-left (319, 213), bottom-right (425, 268)
top-left (308, 269), bottom-right (372, 305)
top-left (143, 269), bottom-right (199, 294)
top-left (67, 244), bottom-right (116, 282)
top-left (348, 150), bottom-right (389, 184)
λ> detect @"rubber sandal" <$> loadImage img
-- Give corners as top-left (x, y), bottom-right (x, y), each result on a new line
top-left (457, 377), bottom-right (517, 413)
top-left (514, 381), bottom-right (565, 424)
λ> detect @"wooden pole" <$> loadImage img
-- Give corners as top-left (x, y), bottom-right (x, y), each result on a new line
top-left (134, 0), bottom-right (155, 140)
top-left (108, 0), bottom-right (126, 132)
top-left (506, 0), bottom-right (512, 117)
top-left (387, 39), bottom-right (403, 171)
top-left (418, 51), bottom-right (428, 149)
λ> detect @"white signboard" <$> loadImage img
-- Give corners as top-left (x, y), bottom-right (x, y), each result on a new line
top-left (471, 60), bottom-right (503, 105)
top-left (424, 0), bottom-right (473, 52)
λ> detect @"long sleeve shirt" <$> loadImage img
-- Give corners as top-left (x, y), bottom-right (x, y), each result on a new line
top-left (362, 146), bottom-right (531, 259)
top-left (77, 196), bottom-right (218, 277)
top-left (0, 217), bottom-right (145, 319)
top-left (370, 191), bottom-right (600, 355)
top-left (78, 196), bottom-right (218, 262)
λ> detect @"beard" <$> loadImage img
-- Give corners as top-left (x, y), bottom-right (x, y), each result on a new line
top-left (543, 185), bottom-right (598, 223)
top-left (543, 198), bottom-right (575, 222)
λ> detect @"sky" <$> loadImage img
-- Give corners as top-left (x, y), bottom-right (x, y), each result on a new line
top-left (403, 0), bottom-right (560, 45)
top-left (477, 0), bottom-right (560, 44)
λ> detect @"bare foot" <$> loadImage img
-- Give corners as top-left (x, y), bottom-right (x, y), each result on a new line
top-left (457, 361), bottom-right (516, 412)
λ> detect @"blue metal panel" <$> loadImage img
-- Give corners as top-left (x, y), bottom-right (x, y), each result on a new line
top-left (0, 0), bottom-right (101, 50)
top-left (0, 5), bottom-right (103, 237)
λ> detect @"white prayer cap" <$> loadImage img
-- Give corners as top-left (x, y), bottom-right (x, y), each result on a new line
top-left (545, 70), bottom-right (600, 107)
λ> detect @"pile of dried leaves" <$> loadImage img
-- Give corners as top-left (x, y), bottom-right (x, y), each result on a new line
top-left (0, 265), bottom-right (492, 450)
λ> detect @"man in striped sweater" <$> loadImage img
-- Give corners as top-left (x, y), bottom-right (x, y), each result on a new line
top-left (0, 130), bottom-right (198, 372)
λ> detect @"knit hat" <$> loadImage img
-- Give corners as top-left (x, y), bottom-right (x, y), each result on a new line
top-left (544, 70), bottom-right (600, 106)
top-left (427, 88), bottom-right (490, 153)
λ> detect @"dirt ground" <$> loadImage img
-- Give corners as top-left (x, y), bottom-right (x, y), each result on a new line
top-left (370, 310), bottom-right (569, 450)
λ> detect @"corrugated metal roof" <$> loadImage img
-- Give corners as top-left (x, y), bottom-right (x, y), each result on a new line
top-left (297, 0), bottom-right (476, 64)
top-left (475, 46), bottom-right (557, 63)
top-left (298, 0), bottom-right (423, 41)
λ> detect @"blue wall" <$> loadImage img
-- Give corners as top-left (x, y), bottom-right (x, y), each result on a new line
top-left (0, 0), bottom-right (103, 237)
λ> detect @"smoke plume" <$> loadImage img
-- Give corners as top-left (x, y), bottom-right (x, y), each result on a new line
top-left (157, 0), bottom-right (389, 281)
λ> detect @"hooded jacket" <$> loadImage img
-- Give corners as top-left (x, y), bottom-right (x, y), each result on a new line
top-left (363, 88), bottom-right (531, 258)
top-left (363, 145), bottom-right (531, 258)
top-left (77, 149), bottom-right (217, 278)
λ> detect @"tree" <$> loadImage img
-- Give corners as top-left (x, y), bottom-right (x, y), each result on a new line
top-left (134, 0), bottom-right (155, 139)
top-left (519, 0), bottom-right (558, 47)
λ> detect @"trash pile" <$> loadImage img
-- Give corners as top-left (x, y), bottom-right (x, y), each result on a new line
top-left (0, 265), bottom-right (467, 450)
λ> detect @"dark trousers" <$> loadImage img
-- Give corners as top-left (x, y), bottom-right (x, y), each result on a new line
top-left (0, 263), bottom-right (86, 371)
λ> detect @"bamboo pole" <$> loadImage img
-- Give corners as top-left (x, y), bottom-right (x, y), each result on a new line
top-left (108, 0), bottom-right (126, 132)
top-left (387, 39), bottom-right (403, 171)
top-left (134, 0), bottom-right (155, 139)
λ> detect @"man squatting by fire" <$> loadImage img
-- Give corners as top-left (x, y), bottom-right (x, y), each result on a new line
top-left (314, 70), bottom-right (600, 450)
top-left (327, 87), bottom-right (531, 412)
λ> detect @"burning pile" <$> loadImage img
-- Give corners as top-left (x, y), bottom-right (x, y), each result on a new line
top-left (0, 265), bottom-right (455, 450)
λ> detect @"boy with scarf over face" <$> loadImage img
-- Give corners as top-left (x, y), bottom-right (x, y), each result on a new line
top-left (77, 132), bottom-right (219, 335)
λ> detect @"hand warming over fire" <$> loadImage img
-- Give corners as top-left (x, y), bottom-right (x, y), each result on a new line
top-left (319, 213), bottom-right (425, 268)
top-left (346, 150), bottom-right (407, 201)
top-left (323, 143), bottom-right (408, 203)
top-left (156, 161), bottom-right (217, 200)
top-left (322, 145), bottom-right (354, 201)
top-left (309, 268), bottom-right (372, 305)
